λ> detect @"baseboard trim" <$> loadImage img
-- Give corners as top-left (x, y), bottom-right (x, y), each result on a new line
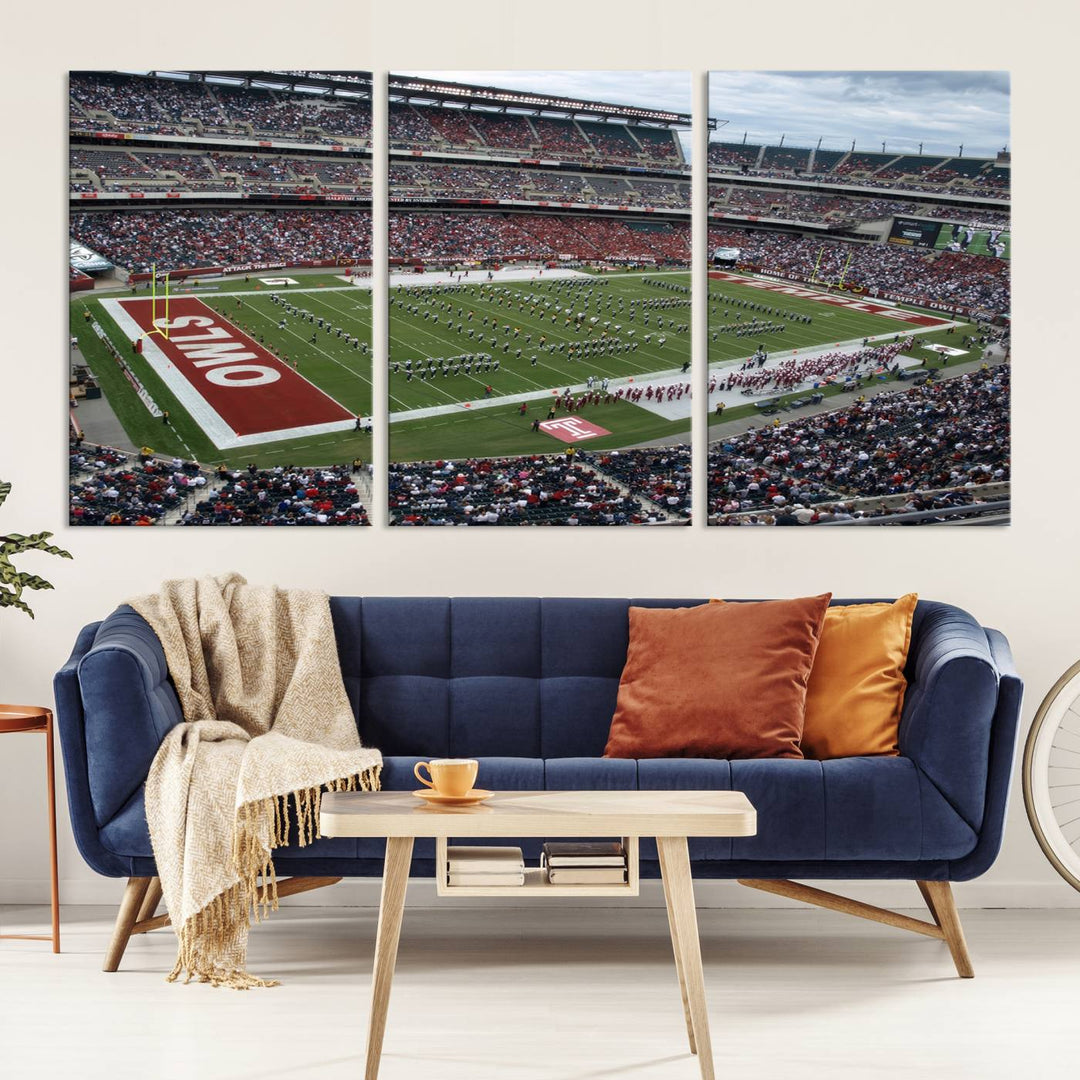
top-left (3, 877), bottom-right (1079, 909)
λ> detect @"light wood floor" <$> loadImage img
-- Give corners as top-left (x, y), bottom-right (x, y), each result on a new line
top-left (1, 903), bottom-right (1076, 1079)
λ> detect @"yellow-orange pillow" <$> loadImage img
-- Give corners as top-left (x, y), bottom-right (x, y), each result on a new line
top-left (710, 594), bottom-right (917, 758)
top-left (604, 595), bottom-right (832, 760)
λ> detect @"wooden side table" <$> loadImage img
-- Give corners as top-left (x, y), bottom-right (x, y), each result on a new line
top-left (0, 705), bottom-right (60, 953)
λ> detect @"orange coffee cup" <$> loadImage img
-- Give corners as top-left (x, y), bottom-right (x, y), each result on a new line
top-left (414, 758), bottom-right (479, 797)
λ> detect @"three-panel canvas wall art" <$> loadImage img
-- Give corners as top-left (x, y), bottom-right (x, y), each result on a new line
top-left (68, 70), bottom-right (1010, 527)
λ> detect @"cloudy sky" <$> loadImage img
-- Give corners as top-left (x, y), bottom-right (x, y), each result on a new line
top-left (708, 71), bottom-right (1010, 158)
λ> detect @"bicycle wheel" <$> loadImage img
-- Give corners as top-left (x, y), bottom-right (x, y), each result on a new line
top-left (1023, 659), bottom-right (1080, 892)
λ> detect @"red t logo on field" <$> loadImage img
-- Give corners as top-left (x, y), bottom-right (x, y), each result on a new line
top-left (539, 417), bottom-right (611, 443)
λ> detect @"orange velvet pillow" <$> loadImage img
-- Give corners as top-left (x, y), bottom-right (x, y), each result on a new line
top-left (709, 594), bottom-right (918, 758)
top-left (603, 595), bottom-right (832, 760)
top-left (801, 594), bottom-right (918, 758)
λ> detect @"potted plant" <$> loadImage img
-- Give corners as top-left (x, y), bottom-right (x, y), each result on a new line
top-left (0, 481), bottom-right (72, 617)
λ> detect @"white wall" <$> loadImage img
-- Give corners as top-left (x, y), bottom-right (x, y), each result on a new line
top-left (2, 1), bottom-right (1076, 911)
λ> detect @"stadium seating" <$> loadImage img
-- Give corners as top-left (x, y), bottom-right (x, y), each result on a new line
top-left (69, 72), bottom-right (371, 144)
top-left (633, 125), bottom-right (680, 161)
top-left (531, 116), bottom-right (590, 157)
top-left (69, 208), bottom-right (373, 273)
top-left (708, 142), bottom-right (762, 169)
top-left (388, 211), bottom-right (690, 264)
top-left (581, 448), bottom-right (691, 517)
top-left (707, 140), bottom-right (1010, 198)
top-left (707, 227), bottom-right (1009, 313)
top-left (578, 120), bottom-right (640, 160)
top-left (473, 113), bottom-right (536, 151)
top-left (874, 155), bottom-right (947, 179)
top-left (834, 151), bottom-right (896, 176)
top-left (68, 441), bottom-right (203, 525)
top-left (389, 101), bottom-right (686, 169)
top-left (179, 464), bottom-right (369, 525)
top-left (387, 455), bottom-right (663, 525)
top-left (708, 365), bottom-right (1010, 524)
top-left (759, 145), bottom-right (810, 172)
top-left (388, 102), bottom-right (441, 145)
top-left (384, 164), bottom-right (688, 208)
top-left (70, 146), bottom-right (372, 196)
top-left (809, 147), bottom-right (847, 172)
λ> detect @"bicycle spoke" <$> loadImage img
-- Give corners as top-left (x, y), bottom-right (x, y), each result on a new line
top-left (1025, 663), bottom-right (1080, 892)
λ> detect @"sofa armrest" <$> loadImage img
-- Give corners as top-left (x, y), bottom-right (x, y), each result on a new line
top-left (75, 606), bottom-right (183, 828)
top-left (54, 619), bottom-right (133, 877)
top-left (946, 628), bottom-right (1024, 880)
top-left (899, 602), bottom-right (1001, 833)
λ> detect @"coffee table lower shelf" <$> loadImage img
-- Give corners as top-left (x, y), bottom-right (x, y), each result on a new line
top-left (435, 835), bottom-right (640, 897)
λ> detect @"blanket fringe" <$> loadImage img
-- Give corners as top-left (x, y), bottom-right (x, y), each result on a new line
top-left (172, 764), bottom-right (381, 988)
top-left (168, 881), bottom-right (278, 989)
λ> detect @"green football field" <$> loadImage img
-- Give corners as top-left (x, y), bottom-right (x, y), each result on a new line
top-left (388, 271), bottom-right (691, 461)
top-left (708, 276), bottom-right (925, 363)
top-left (70, 272), bottom-right (373, 469)
top-left (71, 267), bottom-right (971, 468)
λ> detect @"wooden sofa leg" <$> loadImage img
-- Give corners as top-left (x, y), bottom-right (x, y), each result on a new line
top-left (738, 878), bottom-right (975, 979)
top-left (103, 877), bottom-right (151, 972)
top-left (917, 881), bottom-right (974, 978)
top-left (136, 877), bottom-right (163, 924)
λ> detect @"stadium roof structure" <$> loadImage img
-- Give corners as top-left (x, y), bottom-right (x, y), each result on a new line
top-left (390, 73), bottom-right (710, 129)
top-left (109, 70), bottom-right (373, 101)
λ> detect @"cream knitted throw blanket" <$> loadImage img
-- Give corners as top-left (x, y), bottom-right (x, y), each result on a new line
top-left (130, 574), bottom-right (382, 988)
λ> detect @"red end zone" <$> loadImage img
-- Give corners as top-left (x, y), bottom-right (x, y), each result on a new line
top-left (708, 271), bottom-right (950, 328)
top-left (114, 296), bottom-right (354, 445)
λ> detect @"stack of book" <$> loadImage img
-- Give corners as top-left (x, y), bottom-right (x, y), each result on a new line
top-left (541, 841), bottom-right (628, 885)
top-left (446, 845), bottom-right (525, 887)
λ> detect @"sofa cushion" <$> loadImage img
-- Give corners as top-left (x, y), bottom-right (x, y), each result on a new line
top-left (545, 757), bottom-right (637, 790)
top-left (638, 758), bottom-right (733, 861)
top-left (728, 757), bottom-right (975, 861)
top-left (604, 596), bottom-right (831, 760)
top-left (801, 594), bottom-right (918, 759)
top-left (97, 754), bottom-right (976, 868)
top-left (99, 785), bottom-right (360, 861)
top-left (352, 597), bottom-right (707, 761)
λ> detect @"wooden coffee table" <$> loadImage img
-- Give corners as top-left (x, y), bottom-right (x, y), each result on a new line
top-left (319, 789), bottom-right (756, 1080)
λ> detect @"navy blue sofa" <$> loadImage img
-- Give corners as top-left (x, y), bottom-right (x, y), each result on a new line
top-left (54, 597), bottom-right (1023, 975)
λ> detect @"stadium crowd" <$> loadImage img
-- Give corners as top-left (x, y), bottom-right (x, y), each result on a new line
top-left (178, 464), bottom-right (369, 525)
top-left (70, 72), bottom-right (372, 143)
top-left (386, 163), bottom-right (688, 206)
top-left (69, 208), bottom-right (372, 272)
top-left (389, 212), bottom-right (689, 264)
top-left (708, 229), bottom-right (1009, 314)
top-left (707, 365), bottom-right (1010, 525)
top-left (68, 438), bottom-right (370, 526)
top-left (709, 186), bottom-right (923, 224)
top-left (389, 102), bottom-right (683, 166)
top-left (68, 440), bottom-right (203, 525)
top-left (388, 456), bottom-right (662, 525)
top-left (580, 448), bottom-right (691, 517)
top-left (71, 146), bottom-right (372, 196)
top-left (707, 140), bottom-right (1009, 197)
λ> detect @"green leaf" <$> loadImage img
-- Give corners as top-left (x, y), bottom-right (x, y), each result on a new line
top-left (0, 591), bottom-right (34, 617)
top-left (0, 479), bottom-right (72, 619)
